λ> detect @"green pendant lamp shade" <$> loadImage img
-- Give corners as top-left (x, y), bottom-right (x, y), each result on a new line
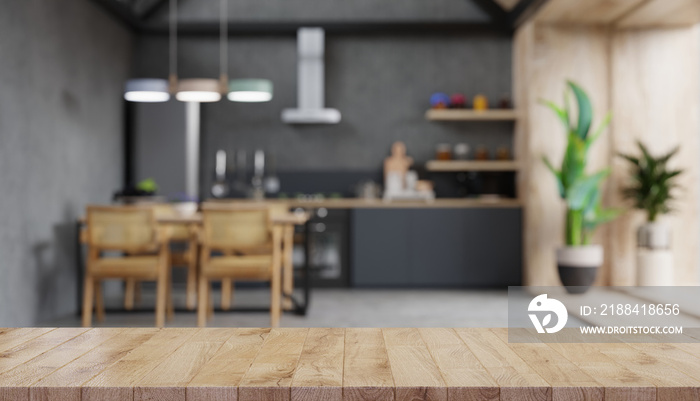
top-left (124, 78), bottom-right (170, 102)
top-left (228, 79), bottom-right (273, 102)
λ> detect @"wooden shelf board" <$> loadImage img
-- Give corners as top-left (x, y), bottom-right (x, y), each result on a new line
top-left (425, 109), bottom-right (519, 121)
top-left (426, 160), bottom-right (520, 172)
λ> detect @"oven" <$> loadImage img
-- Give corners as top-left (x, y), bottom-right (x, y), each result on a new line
top-left (293, 208), bottom-right (350, 287)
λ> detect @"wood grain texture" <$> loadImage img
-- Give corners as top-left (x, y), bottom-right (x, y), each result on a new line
top-left (187, 328), bottom-right (270, 401)
top-left (30, 328), bottom-right (157, 401)
top-left (0, 328), bottom-right (118, 401)
top-left (0, 329), bottom-right (55, 354)
top-left (383, 328), bottom-right (447, 401)
top-left (291, 328), bottom-right (344, 401)
top-left (343, 328), bottom-right (394, 401)
top-left (0, 328), bottom-right (698, 399)
top-left (238, 328), bottom-right (308, 401)
top-left (133, 328), bottom-right (233, 401)
top-left (82, 328), bottom-right (200, 401)
top-left (617, 0), bottom-right (700, 28)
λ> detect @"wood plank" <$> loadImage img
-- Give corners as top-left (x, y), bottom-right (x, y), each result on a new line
top-left (0, 329), bottom-right (55, 355)
top-left (490, 328), bottom-right (603, 400)
top-left (617, 0), bottom-right (700, 28)
top-left (238, 328), bottom-right (308, 401)
top-left (0, 328), bottom-right (121, 401)
top-left (383, 328), bottom-right (447, 401)
top-left (30, 329), bottom-right (158, 401)
top-left (425, 160), bottom-right (520, 172)
top-left (0, 328), bottom-right (88, 375)
top-left (290, 328), bottom-right (344, 401)
top-left (82, 328), bottom-right (200, 401)
top-left (425, 109), bottom-right (520, 121)
top-left (546, 342), bottom-right (657, 401)
top-left (133, 328), bottom-right (233, 401)
top-left (454, 328), bottom-right (550, 401)
top-left (419, 328), bottom-right (499, 401)
top-left (595, 342), bottom-right (700, 401)
top-left (343, 328), bottom-right (394, 401)
top-left (187, 328), bottom-right (270, 401)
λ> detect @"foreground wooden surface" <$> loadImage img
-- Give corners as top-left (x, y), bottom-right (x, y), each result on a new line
top-left (0, 328), bottom-right (699, 400)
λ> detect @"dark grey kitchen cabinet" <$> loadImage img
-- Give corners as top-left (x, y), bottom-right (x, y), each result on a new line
top-left (351, 208), bottom-right (522, 287)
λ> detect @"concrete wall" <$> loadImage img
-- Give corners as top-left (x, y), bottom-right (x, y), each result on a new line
top-left (0, 0), bottom-right (132, 325)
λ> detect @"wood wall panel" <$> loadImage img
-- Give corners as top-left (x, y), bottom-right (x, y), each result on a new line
top-left (517, 23), bottom-right (612, 286)
top-left (617, 0), bottom-right (700, 28)
top-left (536, 0), bottom-right (645, 24)
top-left (609, 26), bottom-right (700, 285)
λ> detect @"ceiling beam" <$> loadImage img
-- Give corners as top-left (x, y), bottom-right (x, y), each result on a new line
top-left (90, 0), bottom-right (141, 30)
top-left (138, 21), bottom-right (510, 37)
top-left (509, 0), bottom-right (550, 29)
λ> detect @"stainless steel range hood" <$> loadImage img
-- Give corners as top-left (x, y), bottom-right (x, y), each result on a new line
top-left (282, 28), bottom-right (341, 124)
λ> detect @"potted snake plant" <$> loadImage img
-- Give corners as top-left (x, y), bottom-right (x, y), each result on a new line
top-left (619, 142), bottom-right (683, 285)
top-left (542, 81), bottom-right (621, 293)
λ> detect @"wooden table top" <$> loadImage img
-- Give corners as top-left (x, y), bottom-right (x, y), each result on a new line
top-left (0, 328), bottom-right (698, 401)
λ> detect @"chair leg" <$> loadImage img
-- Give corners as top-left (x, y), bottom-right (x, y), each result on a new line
top-left (155, 269), bottom-right (167, 328)
top-left (221, 279), bottom-right (233, 310)
top-left (270, 226), bottom-right (282, 328)
top-left (166, 269), bottom-right (174, 321)
top-left (185, 244), bottom-right (198, 310)
top-left (82, 275), bottom-right (94, 328)
top-left (95, 280), bottom-right (105, 323)
top-left (134, 281), bottom-right (142, 305)
top-left (198, 276), bottom-right (208, 327)
top-left (207, 281), bottom-right (214, 319)
top-left (282, 225), bottom-right (294, 310)
top-left (124, 279), bottom-right (135, 310)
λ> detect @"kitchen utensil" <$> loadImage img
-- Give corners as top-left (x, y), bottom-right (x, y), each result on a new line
top-left (251, 149), bottom-right (265, 199)
top-left (211, 150), bottom-right (229, 198)
top-left (263, 153), bottom-right (281, 195)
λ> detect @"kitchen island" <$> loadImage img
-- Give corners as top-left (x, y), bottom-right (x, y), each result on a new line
top-left (1, 327), bottom-right (697, 401)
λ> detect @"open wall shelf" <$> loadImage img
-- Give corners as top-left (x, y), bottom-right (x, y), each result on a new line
top-left (425, 109), bottom-right (520, 121)
top-left (425, 160), bottom-right (520, 172)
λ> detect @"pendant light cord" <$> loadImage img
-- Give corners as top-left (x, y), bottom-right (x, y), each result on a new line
top-left (220, 0), bottom-right (228, 83)
top-left (169, 0), bottom-right (178, 90)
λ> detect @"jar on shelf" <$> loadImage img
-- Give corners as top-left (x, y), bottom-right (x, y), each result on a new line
top-left (435, 144), bottom-right (452, 160)
top-left (474, 145), bottom-right (490, 161)
top-left (454, 143), bottom-right (470, 160)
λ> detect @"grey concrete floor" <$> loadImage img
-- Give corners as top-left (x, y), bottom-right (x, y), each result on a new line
top-left (45, 286), bottom-right (509, 328)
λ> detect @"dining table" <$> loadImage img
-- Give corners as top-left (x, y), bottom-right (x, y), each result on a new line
top-left (75, 208), bottom-right (312, 317)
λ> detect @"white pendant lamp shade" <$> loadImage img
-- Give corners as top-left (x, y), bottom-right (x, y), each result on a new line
top-left (175, 78), bottom-right (222, 102)
top-left (228, 79), bottom-right (273, 102)
top-left (124, 78), bottom-right (170, 102)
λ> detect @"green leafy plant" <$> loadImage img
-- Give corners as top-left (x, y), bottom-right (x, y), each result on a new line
top-left (542, 81), bottom-right (620, 246)
top-left (619, 142), bottom-right (682, 222)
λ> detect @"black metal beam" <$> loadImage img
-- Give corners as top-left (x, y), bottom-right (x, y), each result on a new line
top-left (509, 0), bottom-right (550, 29)
top-left (471, 0), bottom-right (510, 29)
top-left (137, 21), bottom-right (510, 37)
top-left (90, 0), bottom-right (141, 30)
top-left (138, 0), bottom-right (168, 21)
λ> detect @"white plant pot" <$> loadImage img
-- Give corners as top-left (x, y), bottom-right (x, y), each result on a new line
top-left (556, 245), bottom-right (603, 294)
top-left (637, 249), bottom-right (674, 286)
top-left (637, 221), bottom-right (671, 250)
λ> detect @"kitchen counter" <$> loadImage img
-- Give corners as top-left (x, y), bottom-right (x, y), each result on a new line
top-left (225, 197), bottom-right (523, 209)
top-left (1, 327), bottom-right (697, 400)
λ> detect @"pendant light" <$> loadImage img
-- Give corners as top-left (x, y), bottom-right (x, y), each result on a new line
top-left (175, 0), bottom-right (221, 102)
top-left (124, 78), bottom-right (170, 102)
top-left (220, 0), bottom-right (273, 103)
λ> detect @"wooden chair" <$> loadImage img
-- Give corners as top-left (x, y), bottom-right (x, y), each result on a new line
top-left (83, 205), bottom-right (170, 327)
top-left (197, 203), bottom-right (283, 327)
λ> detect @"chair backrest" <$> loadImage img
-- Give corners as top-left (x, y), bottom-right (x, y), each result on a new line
top-left (201, 203), bottom-right (271, 250)
top-left (86, 205), bottom-right (156, 251)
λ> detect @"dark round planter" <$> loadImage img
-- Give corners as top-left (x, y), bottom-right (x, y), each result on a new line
top-left (556, 246), bottom-right (603, 294)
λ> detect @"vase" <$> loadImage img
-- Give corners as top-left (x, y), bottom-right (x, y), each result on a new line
top-left (556, 245), bottom-right (603, 294)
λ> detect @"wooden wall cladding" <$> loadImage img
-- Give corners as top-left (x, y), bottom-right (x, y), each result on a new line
top-left (617, 0), bottom-right (700, 28)
top-left (516, 20), bottom-right (700, 286)
top-left (609, 26), bottom-right (700, 285)
top-left (516, 23), bottom-right (613, 286)
top-left (536, 0), bottom-right (645, 24)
